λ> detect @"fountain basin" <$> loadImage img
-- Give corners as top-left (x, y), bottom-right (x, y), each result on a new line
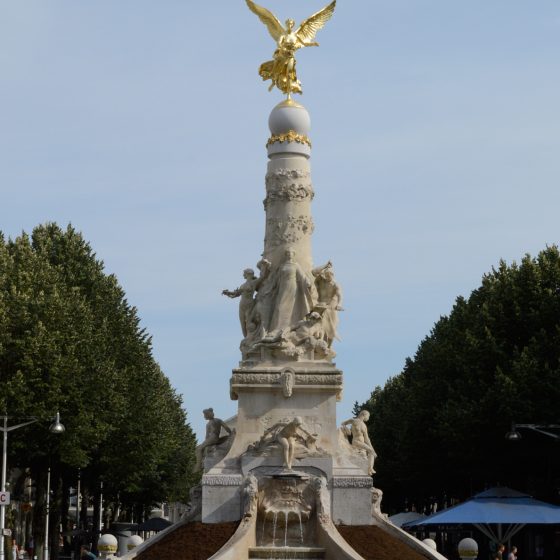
top-left (249, 546), bottom-right (326, 559)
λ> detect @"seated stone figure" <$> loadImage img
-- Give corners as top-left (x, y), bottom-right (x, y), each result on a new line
top-left (340, 410), bottom-right (377, 475)
top-left (194, 408), bottom-right (233, 472)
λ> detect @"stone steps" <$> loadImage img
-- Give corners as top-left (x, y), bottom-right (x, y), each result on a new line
top-left (249, 546), bottom-right (326, 559)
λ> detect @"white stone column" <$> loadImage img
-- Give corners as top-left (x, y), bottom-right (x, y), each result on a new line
top-left (263, 99), bottom-right (314, 273)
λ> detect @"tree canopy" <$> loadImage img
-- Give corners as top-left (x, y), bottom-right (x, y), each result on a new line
top-left (361, 246), bottom-right (560, 513)
top-left (0, 224), bottom-right (196, 553)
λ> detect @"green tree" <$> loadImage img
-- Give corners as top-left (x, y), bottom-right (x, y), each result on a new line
top-left (0, 224), bottom-right (196, 558)
top-left (361, 247), bottom-right (560, 513)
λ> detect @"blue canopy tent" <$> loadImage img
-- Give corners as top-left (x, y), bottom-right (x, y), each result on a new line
top-left (403, 487), bottom-right (560, 543)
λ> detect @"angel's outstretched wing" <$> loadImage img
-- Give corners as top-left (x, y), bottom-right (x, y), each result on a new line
top-left (246, 0), bottom-right (285, 43)
top-left (295, 0), bottom-right (336, 46)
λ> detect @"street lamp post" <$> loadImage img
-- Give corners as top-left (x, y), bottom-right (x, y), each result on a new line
top-left (505, 422), bottom-right (560, 505)
top-left (44, 468), bottom-right (51, 560)
top-left (44, 413), bottom-right (65, 560)
top-left (0, 413), bottom-right (65, 560)
top-left (0, 415), bottom-right (40, 560)
top-left (75, 469), bottom-right (81, 533)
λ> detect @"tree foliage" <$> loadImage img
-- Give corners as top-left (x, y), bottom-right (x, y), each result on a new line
top-left (0, 224), bottom-right (196, 551)
top-left (361, 247), bottom-right (560, 513)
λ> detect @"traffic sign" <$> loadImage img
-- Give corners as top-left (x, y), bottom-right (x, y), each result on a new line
top-left (0, 491), bottom-right (10, 505)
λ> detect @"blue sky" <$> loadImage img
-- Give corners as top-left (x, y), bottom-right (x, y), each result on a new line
top-left (2, 1), bottom-right (559, 438)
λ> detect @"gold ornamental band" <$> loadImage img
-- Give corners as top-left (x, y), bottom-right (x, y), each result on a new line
top-left (266, 130), bottom-right (312, 148)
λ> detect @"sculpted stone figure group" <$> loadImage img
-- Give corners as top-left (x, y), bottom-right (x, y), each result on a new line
top-left (223, 248), bottom-right (342, 361)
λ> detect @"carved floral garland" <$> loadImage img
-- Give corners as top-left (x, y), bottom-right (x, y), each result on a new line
top-left (332, 477), bottom-right (373, 488)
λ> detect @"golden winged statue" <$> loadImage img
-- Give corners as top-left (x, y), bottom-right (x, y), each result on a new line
top-left (246, 0), bottom-right (336, 97)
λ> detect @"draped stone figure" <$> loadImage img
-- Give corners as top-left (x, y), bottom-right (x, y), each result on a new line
top-left (268, 247), bottom-right (314, 333)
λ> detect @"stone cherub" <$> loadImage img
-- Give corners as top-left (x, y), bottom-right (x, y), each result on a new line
top-left (311, 477), bottom-right (331, 524)
top-left (194, 408), bottom-right (233, 472)
top-left (181, 485), bottom-right (202, 523)
top-left (246, 0), bottom-right (337, 96)
top-left (222, 259), bottom-right (271, 337)
top-left (371, 487), bottom-right (385, 518)
top-left (243, 474), bottom-right (259, 518)
top-left (341, 410), bottom-right (377, 476)
top-left (312, 261), bottom-right (343, 348)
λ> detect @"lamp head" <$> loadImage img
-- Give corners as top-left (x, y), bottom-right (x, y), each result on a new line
top-left (49, 412), bottom-right (65, 434)
top-left (505, 428), bottom-right (522, 441)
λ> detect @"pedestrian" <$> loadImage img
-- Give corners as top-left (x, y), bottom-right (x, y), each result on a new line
top-left (10, 539), bottom-right (18, 560)
top-left (535, 543), bottom-right (544, 559)
top-left (27, 536), bottom-right (34, 559)
top-left (80, 545), bottom-right (97, 559)
top-left (493, 543), bottom-right (505, 560)
top-left (507, 546), bottom-right (518, 560)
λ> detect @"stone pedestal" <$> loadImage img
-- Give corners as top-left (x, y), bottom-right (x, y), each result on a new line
top-left (201, 474), bottom-right (243, 523)
top-left (331, 477), bottom-right (376, 525)
top-left (229, 363), bottom-right (342, 454)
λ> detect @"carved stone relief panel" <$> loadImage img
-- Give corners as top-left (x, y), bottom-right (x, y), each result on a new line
top-left (265, 215), bottom-right (315, 247)
top-left (264, 169), bottom-right (314, 210)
